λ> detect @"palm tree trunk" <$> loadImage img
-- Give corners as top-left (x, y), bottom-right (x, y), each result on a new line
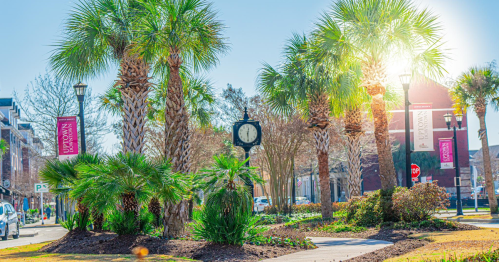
top-left (163, 51), bottom-right (191, 237)
top-left (313, 128), bottom-right (333, 219)
top-left (347, 135), bottom-right (362, 197)
top-left (91, 207), bottom-right (103, 231)
top-left (76, 198), bottom-right (89, 219)
top-left (163, 199), bottom-right (188, 238)
top-left (76, 198), bottom-right (89, 231)
top-left (477, 114), bottom-right (498, 214)
top-left (116, 52), bottom-right (152, 154)
top-left (370, 92), bottom-right (397, 189)
top-left (122, 192), bottom-right (138, 216)
top-left (148, 197), bottom-right (161, 227)
top-left (345, 107), bottom-right (363, 198)
top-left (363, 62), bottom-right (397, 190)
top-left (165, 52), bottom-right (192, 173)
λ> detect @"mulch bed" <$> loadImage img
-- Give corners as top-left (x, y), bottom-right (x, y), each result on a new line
top-left (302, 222), bottom-right (480, 262)
top-left (40, 230), bottom-right (303, 261)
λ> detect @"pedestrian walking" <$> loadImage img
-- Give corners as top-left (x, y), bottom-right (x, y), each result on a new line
top-left (45, 206), bottom-right (52, 219)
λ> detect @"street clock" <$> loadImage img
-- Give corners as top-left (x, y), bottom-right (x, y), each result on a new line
top-left (232, 107), bottom-right (261, 200)
top-left (232, 107), bottom-right (261, 149)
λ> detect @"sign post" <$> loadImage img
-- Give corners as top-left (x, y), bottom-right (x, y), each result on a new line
top-left (411, 164), bottom-right (421, 183)
top-left (35, 183), bottom-right (49, 225)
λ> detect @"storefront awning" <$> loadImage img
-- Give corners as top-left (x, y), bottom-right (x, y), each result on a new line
top-left (0, 185), bottom-right (11, 196)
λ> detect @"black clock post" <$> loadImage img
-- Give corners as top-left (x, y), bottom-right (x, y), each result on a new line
top-left (232, 107), bottom-right (262, 200)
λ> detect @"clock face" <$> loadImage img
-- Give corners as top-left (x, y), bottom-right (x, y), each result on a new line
top-left (238, 124), bottom-right (258, 143)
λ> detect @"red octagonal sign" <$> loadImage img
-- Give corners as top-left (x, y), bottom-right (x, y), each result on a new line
top-left (411, 164), bottom-right (421, 181)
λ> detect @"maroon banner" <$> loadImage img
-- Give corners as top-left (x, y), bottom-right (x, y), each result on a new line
top-left (439, 138), bottom-right (453, 169)
top-left (57, 116), bottom-right (79, 161)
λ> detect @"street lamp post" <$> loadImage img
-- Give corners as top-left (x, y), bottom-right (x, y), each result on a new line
top-left (74, 82), bottom-right (87, 153)
top-left (444, 112), bottom-right (464, 216)
top-left (399, 73), bottom-right (412, 188)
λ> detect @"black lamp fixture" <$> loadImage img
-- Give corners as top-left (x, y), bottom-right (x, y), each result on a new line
top-left (399, 73), bottom-right (412, 188)
top-left (443, 111), bottom-right (464, 216)
top-left (399, 73), bottom-right (412, 90)
top-left (73, 82), bottom-right (87, 153)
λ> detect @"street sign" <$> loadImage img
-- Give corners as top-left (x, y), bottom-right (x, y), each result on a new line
top-left (34, 183), bottom-right (49, 193)
top-left (411, 164), bottom-right (421, 182)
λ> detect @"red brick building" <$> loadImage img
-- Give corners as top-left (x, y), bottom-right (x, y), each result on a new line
top-left (362, 78), bottom-right (472, 197)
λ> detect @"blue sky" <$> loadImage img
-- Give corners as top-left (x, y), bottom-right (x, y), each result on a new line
top-left (1, 0), bottom-right (499, 152)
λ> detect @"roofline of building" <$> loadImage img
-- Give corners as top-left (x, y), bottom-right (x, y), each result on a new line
top-left (3, 125), bottom-right (24, 140)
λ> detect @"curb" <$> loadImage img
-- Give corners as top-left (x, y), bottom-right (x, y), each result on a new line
top-left (22, 224), bottom-right (60, 229)
top-left (446, 218), bottom-right (499, 223)
top-left (20, 231), bottom-right (38, 238)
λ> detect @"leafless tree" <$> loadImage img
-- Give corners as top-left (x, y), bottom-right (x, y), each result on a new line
top-left (15, 73), bottom-right (111, 157)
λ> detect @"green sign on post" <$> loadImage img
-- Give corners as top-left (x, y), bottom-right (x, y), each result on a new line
top-left (34, 183), bottom-right (49, 225)
top-left (34, 183), bottom-right (49, 193)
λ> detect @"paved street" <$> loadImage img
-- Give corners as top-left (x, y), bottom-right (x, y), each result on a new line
top-left (461, 222), bottom-right (499, 228)
top-left (0, 217), bottom-right (68, 249)
top-left (435, 210), bottom-right (490, 218)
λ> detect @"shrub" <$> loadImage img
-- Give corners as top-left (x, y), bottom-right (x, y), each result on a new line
top-left (251, 227), bottom-right (316, 249)
top-left (257, 213), bottom-right (321, 225)
top-left (386, 218), bottom-right (456, 230)
top-left (108, 210), bottom-right (154, 235)
top-left (346, 190), bottom-right (385, 227)
top-left (61, 213), bottom-right (77, 231)
top-left (393, 181), bottom-right (450, 222)
top-left (317, 221), bottom-right (366, 233)
top-left (264, 202), bottom-right (347, 215)
top-left (76, 211), bottom-right (91, 231)
top-left (193, 186), bottom-right (258, 245)
top-left (346, 187), bottom-right (406, 227)
top-left (284, 215), bottom-right (332, 230)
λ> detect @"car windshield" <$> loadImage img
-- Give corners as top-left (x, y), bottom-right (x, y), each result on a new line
top-left (260, 199), bottom-right (268, 203)
top-left (0, 206), bottom-right (3, 215)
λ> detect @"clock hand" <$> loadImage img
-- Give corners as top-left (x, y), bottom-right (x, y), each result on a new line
top-left (247, 128), bottom-right (249, 140)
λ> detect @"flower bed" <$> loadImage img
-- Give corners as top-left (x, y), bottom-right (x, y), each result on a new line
top-left (40, 230), bottom-right (309, 261)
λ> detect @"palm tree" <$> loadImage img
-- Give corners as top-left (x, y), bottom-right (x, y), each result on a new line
top-left (136, 0), bottom-right (228, 234)
top-left (333, 67), bottom-right (369, 198)
top-left (39, 154), bottom-right (101, 230)
top-left (75, 153), bottom-right (155, 218)
top-left (258, 34), bottom-right (336, 218)
top-left (450, 63), bottom-right (499, 214)
top-left (314, 0), bottom-right (447, 190)
top-left (199, 154), bottom-right (263, 192)
top-left (137, 0), bottom-right (228, 174)
top-left (50, 0), bottom-right (152, 154)
top-left (145, 159), bottom-right (187, 237)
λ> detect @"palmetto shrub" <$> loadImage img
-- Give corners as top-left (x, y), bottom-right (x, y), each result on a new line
top-left (193, 186), bottom-right (258, 245)
top-left (393, 181), bottom-right (450, 222)
top-left (60, 213), bottom-right (77, 231)
top-left (108, 209), bottom-right (154, 236)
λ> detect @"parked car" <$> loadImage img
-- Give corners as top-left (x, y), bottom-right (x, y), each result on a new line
top-left (253, 197), bottom-right (271, 212)
top-left (295, 197), bottom-right (311, 205)
top-left (0, 201), bottom-right (20, 240)
top-left (471, 187), bottom-right (486, 199)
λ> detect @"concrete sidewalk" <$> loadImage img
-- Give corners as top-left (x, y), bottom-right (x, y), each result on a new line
top-left (22, 216), bottom-right (57, 228)
top-left (262, 237), bottom-right (392, 262)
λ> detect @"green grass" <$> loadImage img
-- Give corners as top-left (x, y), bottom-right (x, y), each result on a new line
top-left (316, 221), bottom-right (366, 233)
